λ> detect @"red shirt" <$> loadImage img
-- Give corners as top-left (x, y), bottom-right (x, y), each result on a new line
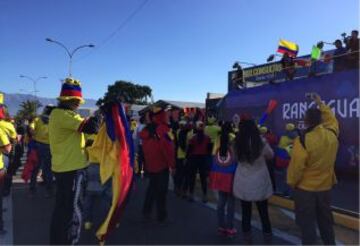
top-left (140, 124), bottom-right (175, 173)
top-left (188, 134), bottom-right (211, 156)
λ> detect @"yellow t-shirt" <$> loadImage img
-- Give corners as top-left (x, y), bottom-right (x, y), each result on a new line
top-left (49, 108), bottom-right (87, 172)
top-left (0, 128), bottom-right (10, 169)
top-left (0, 120), bottom-right (17, 140)
top-left (204, 124), bottom-right (221, 144)
top-left (31, 117), bottom-right (50, 144)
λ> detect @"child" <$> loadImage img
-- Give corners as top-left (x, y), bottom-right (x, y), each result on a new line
top-left (83, 162), bottom-right (112, 230)
top-left (83, 131), bottom-right (112, 230)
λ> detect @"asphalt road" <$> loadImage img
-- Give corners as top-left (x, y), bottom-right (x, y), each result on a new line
top-left (11, 178), bottom-right (291, 245)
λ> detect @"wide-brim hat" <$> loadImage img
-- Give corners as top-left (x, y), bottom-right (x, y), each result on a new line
top-left (57, 77), bottom-right (85, 104)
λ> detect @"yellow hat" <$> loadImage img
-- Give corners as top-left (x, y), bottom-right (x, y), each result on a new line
top-left (57, 77), bottom-right (85, 104)
top-left (259, 126), bottom-right (268, 134)
top-left (286, 123), bottom-right (295, 131)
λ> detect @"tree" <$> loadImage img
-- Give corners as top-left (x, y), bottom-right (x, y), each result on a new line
top-left (97, 80), bottom-right (152, 106)
top-left (15, 99), bottom-right (42, 122)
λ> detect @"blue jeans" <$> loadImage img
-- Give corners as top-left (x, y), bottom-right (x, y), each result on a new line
top-left (83, 182), bottom-right (112, 222)
top-left (30, 142), bottom-right (53, 191)
top-left (217, 191), bottom-right (235, 229)
top-left (275, 167), bottom-right (291, 196)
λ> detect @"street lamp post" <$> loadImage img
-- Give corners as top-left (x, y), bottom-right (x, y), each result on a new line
top-left (45, 38), bottom-right (95, 77)
top-left (19, 75), bottom-right (47, 98)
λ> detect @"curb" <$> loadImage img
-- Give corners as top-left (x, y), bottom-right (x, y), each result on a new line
top-left (269, 195), bottom-right (359, 231)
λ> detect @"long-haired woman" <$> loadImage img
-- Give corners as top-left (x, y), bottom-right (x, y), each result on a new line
top-left (233, 119), bottom-right (274, 243)
top-left (209, 122), bottom-right (237, 237)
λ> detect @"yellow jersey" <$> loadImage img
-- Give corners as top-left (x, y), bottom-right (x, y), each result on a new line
top-left (31, 117), bottom-right (50, 144)
top-left (0, 120), bottom-right (17, 140)
top-left (0, 128), bottom-right (10, 169)
top-left (287, 103), bottom-right (339, 191)
top-left (49, 108), bottom-right (87, 172)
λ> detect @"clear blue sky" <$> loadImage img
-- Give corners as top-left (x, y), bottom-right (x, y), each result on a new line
top-left (1, 0), bottom-right (359, 103)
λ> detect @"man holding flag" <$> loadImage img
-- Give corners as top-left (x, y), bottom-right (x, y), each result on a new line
top-left (49, 78), bottom-right (101, 245)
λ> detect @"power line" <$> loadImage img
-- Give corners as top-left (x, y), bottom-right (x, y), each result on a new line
top-left (75, 0), bottom-right (150, 62)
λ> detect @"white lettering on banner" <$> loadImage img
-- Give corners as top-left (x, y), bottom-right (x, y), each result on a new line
top-left (283, 103), bottom-right (290, 120)
top-left (350, 98), bottom-right (360, 117)
top-left (282, 98), bottom-right (360, 120)
top-left (299, 102), bottom-right (308, 119)
top-left (337, 99), bottom-right (347, 118)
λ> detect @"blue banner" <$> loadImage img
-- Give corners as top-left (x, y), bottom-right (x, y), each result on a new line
top-left (222, 69), bottom-right (359, 212)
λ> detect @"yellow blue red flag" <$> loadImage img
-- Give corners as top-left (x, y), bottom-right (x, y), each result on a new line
top-left (277, 39), bottom-right (299, 58)
top-left (87, 103), bottom-right (134, 242)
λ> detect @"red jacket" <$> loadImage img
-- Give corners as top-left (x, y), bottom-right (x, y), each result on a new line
top-left (140, 123), bottom-right (175, 173)
top-left (188, 133), bottom-right (211, 156)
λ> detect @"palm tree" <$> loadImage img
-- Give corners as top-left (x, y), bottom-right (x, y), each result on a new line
top-left (15, 99), bottom-right (42, 122)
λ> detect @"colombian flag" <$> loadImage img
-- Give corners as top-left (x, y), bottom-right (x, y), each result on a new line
top-left (209, 149), bottom-right (237, 193)
top-left (275, 147), bottom-right (291, 168)
top-left (277, 39), bottom-right (299, 58)
top-left (87, 103), bottom-right (134, 242)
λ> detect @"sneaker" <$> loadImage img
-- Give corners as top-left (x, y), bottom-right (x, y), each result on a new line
top-left (217, 227), bottom-right (227, 235)
top-left (226, 228), bottom-right (237, 237)
top-left (84, 222), bottom-right (92, 230)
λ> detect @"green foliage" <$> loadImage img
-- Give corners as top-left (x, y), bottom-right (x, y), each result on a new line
top-left (97, 80), bottom-right (152, 106)
top-left (15, 99), bottom-right (42, 122)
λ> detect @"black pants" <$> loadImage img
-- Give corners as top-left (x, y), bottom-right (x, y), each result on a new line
top-left (240, 200), bottom-right (272, 233)
top-left (50, 170), bottom-right (86, 245)
top-left (188, 155), bottom-right (208, 196)
top-left (266, 159), bottom-right (276, 191)
top-left (137, 145), bottom-right (144, 175)
top-left (174, 158), bottom-right (186, 192)
top-left (0, 169), bottom-right (5, 230)
top-left (293, 189), bottom-right (335, 245)
top-left (142, 169), bottom-right (169, 222)
top-left (3, 143), bottom-right (23, 195)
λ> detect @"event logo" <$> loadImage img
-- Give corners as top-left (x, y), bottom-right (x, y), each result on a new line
top-left (282, 97), bottom-right (360, 120)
